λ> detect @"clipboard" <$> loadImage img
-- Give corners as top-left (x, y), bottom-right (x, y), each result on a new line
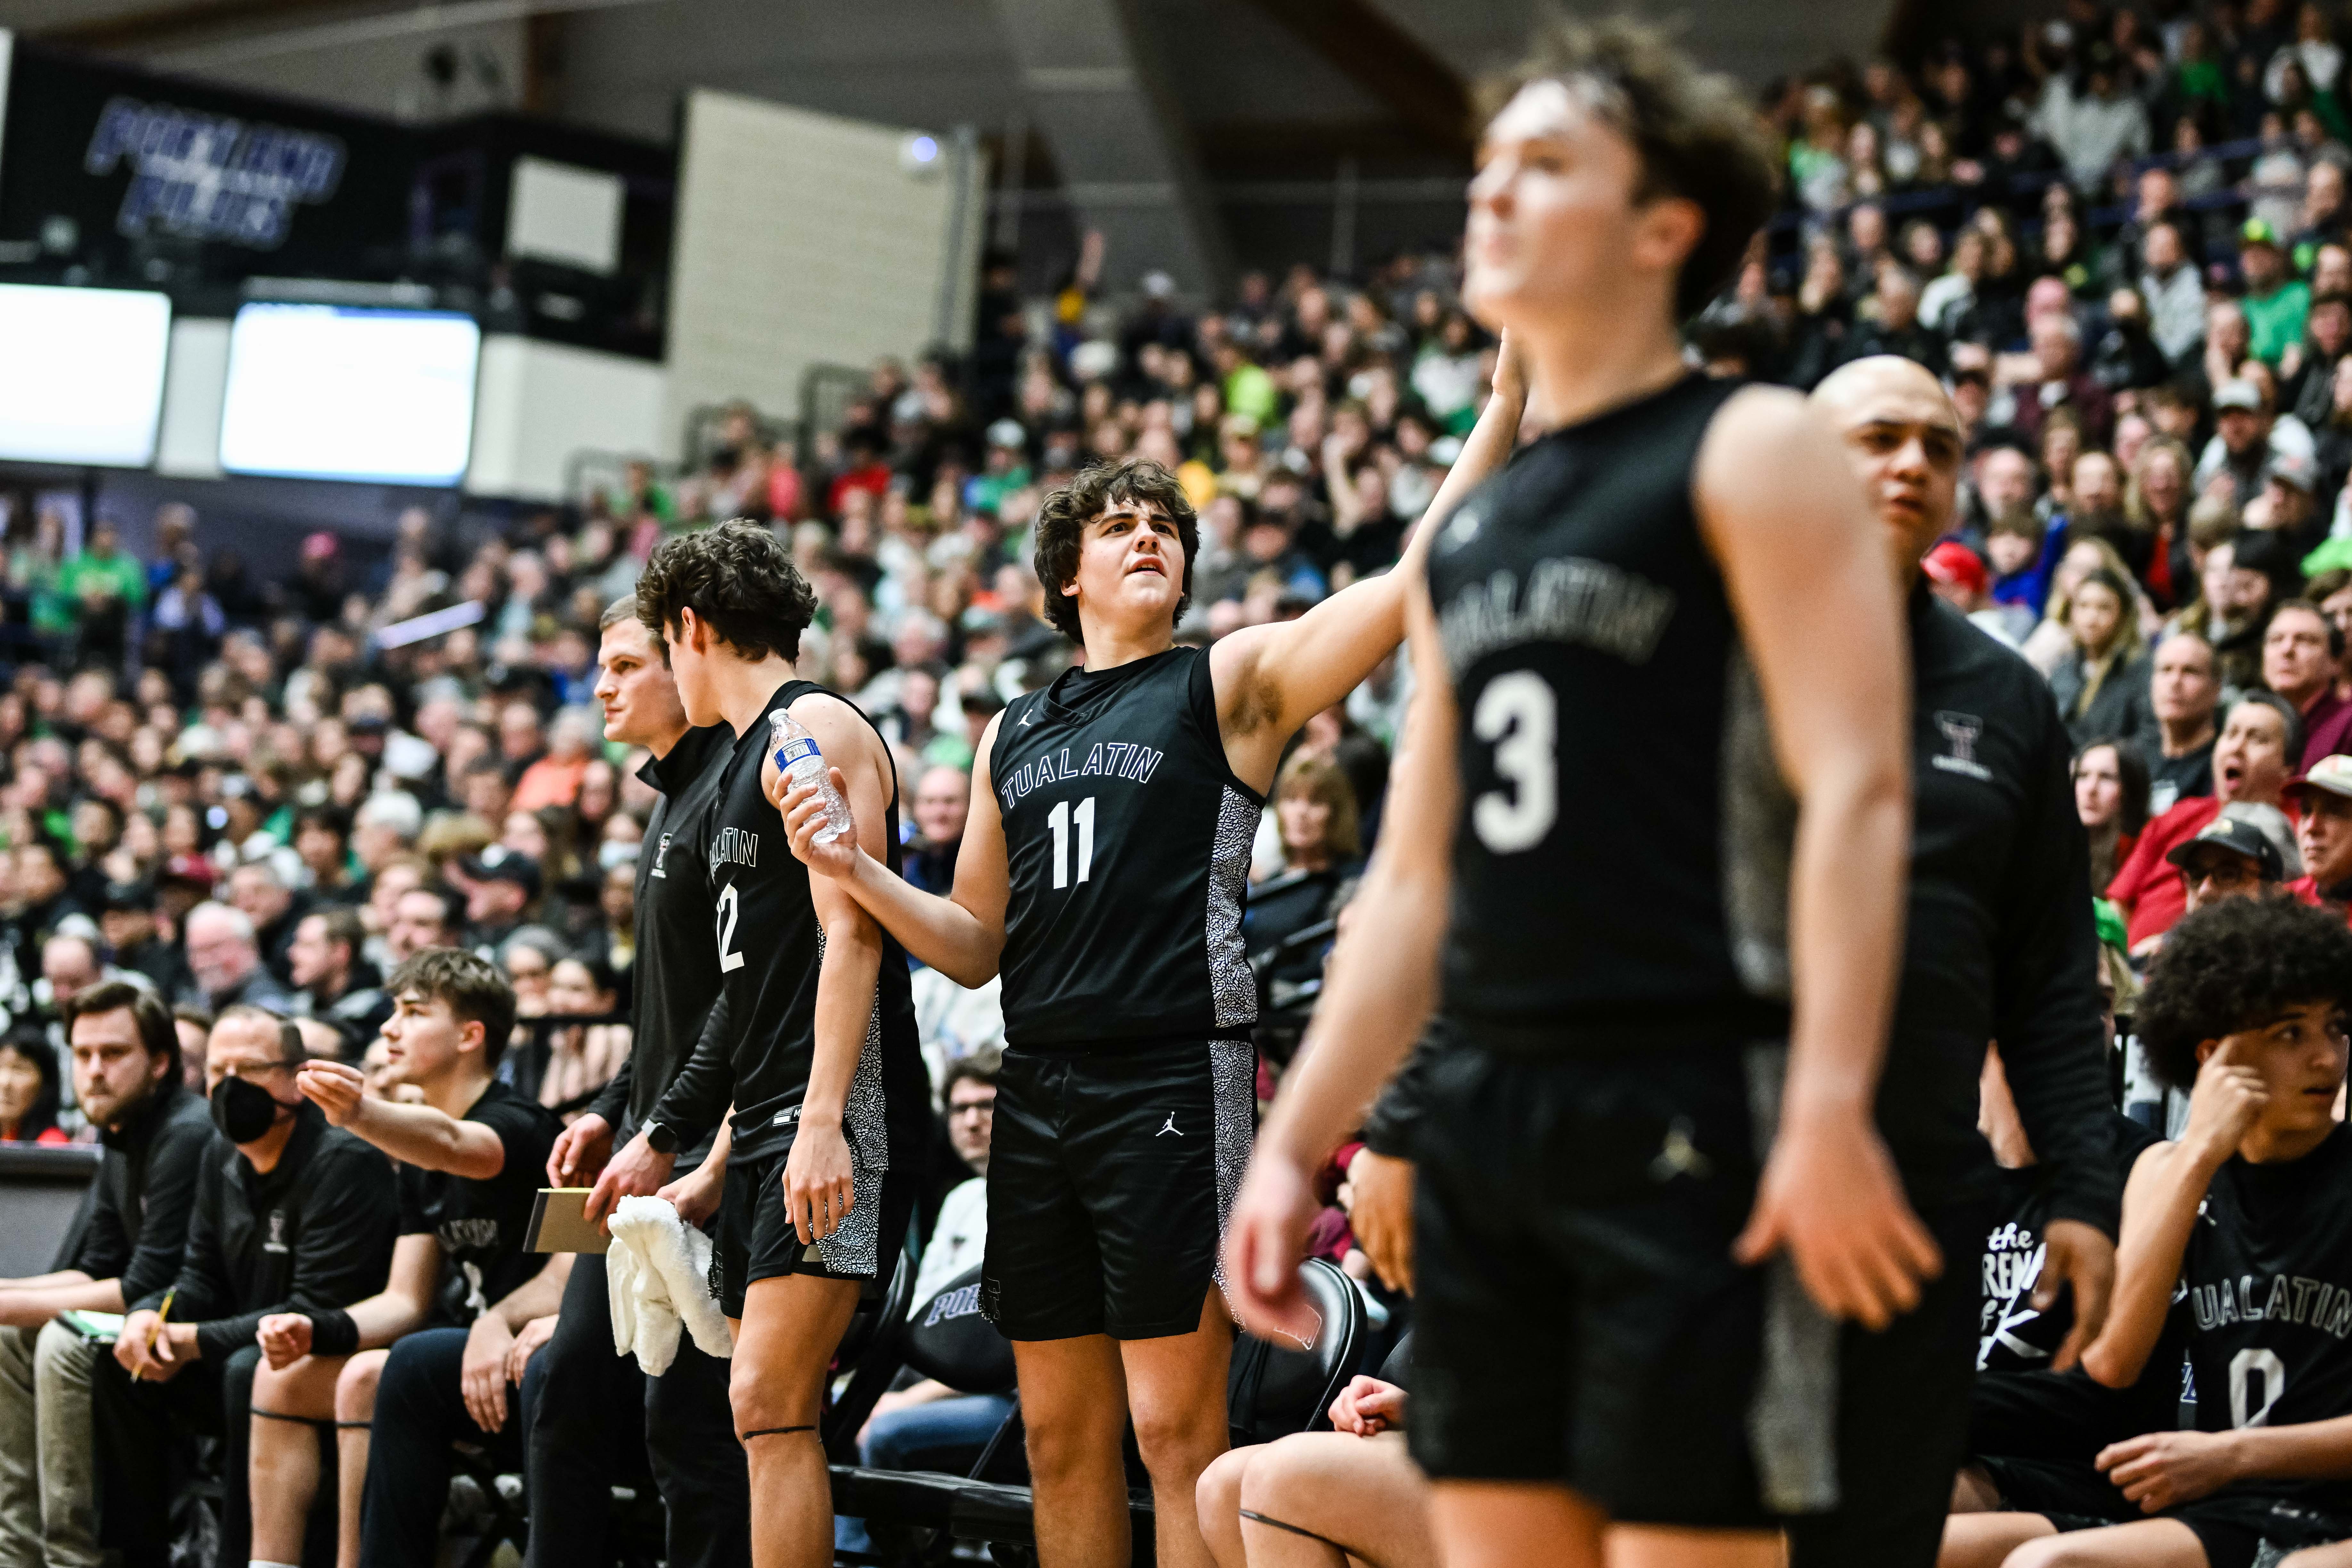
top-left (58, 1310), bottom-right (124, 1345)
top-left (525, 1189), bottom-right (610, 1254)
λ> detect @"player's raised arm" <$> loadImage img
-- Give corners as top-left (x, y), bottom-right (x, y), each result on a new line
top-left (1698, 385), bottom-right (1937, 1330)
top-left (1209, 340), bottom-right (1526, 787)
top-left (776, 708), bottom-right (1011, 987)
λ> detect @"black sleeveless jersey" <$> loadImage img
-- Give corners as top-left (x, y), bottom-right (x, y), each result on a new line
top-left (1421, 374), bottom-right (1793, 1053)
top-left (702, 678), bottom-right (925, 1168)
top-left (2179, 1124), bottom-right (2352, 1512)
top-left (991, 646), bottom-right (1259, 1052)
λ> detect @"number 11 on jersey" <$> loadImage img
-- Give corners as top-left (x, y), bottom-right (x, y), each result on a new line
top-left (1048, 796), bottom-right (1097, 889)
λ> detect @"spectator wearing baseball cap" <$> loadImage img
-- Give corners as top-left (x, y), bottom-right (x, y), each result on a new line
top-left (1925, 541), bottom-right (2031, 647)
top-left (2241, 218), bottom-right (2313, 366)
top-left (2165, 811), bottom-right (2285, 915)
top-left (2287, 753), bottom-right (2352, 913)
top-left (452, 847), bottom-right (541, 957)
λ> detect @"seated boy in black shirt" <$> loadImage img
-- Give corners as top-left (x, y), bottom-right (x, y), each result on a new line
top-left (1944, 897), bottom-right (2352, 1568)
top-left (245, 950), bottom-right (563, 1568)
top-left (101, 1006), bottom-right (399, 1568)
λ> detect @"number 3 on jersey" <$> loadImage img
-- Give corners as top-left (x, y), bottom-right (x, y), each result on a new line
top-left (1047, 796), bottom-right (1097, 889)
top-left (715, 882), bottom-right (745, 972)
top-left (1473, 671), bottom-right (1557, 854)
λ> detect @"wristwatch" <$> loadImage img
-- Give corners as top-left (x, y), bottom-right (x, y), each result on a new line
top-left (644, 1121), bottom-right (681, 1155)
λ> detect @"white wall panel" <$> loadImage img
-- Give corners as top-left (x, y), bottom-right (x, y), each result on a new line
top-left (465, 335), bottom-right (668, 501)
top-left (156, 316), bottom-right (231, 480)
top-left (664, 89), bottom-right (983, 440)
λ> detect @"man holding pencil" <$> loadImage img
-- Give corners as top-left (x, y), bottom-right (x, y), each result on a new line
top-left (99, 1006), bottom-right (399, 1568)
top-left (0, 981), bottom-right (210, 1568)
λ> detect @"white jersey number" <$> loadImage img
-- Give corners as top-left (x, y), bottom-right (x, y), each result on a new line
top-left (1472, 672), bottom-right (1558, 854)
top-left (2231, 1347), bottom-right (2287, 1428)
top-left (1047, 796), bottom-right (1097, 889)
top-left (715, 882), bottom-right (745, 973)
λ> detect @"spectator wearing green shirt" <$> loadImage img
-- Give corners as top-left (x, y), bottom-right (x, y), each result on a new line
top-left (58, 521), bottom-right (147, 666)
top-left (2241, 218), bottom-right (2315, 365)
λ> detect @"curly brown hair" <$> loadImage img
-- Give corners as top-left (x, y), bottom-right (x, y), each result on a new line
top-left (1033, 459), bottom-right (1200, 642)
top-left (635, 520), bottom-right (816, 663)
top-left (1481, 18), bottom-right (1779, 321)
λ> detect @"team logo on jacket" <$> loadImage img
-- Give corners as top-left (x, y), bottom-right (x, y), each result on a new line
top-left (651, 832), bottom-right (672, 879)
top-left (1933, 711), bottom-right (1993, 782)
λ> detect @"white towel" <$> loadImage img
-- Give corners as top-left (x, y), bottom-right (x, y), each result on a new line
top-left (606, 1196), bottom-right (734, 1374)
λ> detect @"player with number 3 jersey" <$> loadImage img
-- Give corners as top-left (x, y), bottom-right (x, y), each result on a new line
top-left (1221, 22), bottom-right (1932, 1568)
top-left (778, 390), bottom-right (1520, 1567)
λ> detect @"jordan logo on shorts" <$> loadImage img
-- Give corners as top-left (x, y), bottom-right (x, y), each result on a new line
top-left (1156, 1112), bottom-right (1183, 1137)
top-left (1648, 1117), bottom-right (1711, 1182)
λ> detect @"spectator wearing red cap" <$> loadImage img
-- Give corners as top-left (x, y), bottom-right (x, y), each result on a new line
top-left (2263, 599), bottom-right (2352, 768)
top-left (1924, 541), bottom-right (2031, 646)
top-left (2287, 754), bottom-right (2352, 915)
top-left (2107, 691), bottom-right (2303, 953)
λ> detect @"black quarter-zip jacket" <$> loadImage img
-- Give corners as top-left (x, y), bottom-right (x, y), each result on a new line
top-left (586, 723), bottom-right (733, 1160)
top-left (131, 1102), bottom-right (399, 1362)
top-left (1368, 588), bottom-right (2120, 1236)
top-left (67, 1078), bottom-right (215, 1305)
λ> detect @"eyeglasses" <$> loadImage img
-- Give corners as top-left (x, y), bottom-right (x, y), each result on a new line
top-left (214, 1060), bottom-right (298, 1082)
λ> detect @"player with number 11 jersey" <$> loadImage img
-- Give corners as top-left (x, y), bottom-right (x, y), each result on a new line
top-left (775, 431), bottom-right (1505, 1568)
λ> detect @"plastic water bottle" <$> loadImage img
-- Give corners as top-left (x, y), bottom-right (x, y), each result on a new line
top-left (770, 708), bottom-right (853, 843)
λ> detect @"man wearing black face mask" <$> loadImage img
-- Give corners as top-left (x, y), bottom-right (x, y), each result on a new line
top-left (0, 981), bottom-right (209, 1568)
top-left (95, 1006), bottom-right (398, 1568)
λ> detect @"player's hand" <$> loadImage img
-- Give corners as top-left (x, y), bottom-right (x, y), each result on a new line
top-left (295, 1061), bottom-right (367, 1128)
top-left (657, 1161), bottom-right (726, 1229)
top-left (2183, 1038), bottom-right (2269, 1165)
top-left (783, 1121), bottom-right (856, 1245)
top-left (1328, 1375), bottom-right (1406, 1437)
top-left (1223, 1152), bottom-right (1325, 1346)
top-left (587, 1129), bottom-right (677, 1232)
top-left (1734, 1106), bottom-right (1942, 1331)
top-left (2037, 1218), bottom-right (2118, 1373)
top-left (1341, 1149), bottom-right (1415, 1294)
top-left (257, 1312), bottom-right (313, 1370)
top-left (2096, 1429), bottom-right (2245, 1512)
top-left (777, 768), bottom-right (861, 880)
top-left (549, 1113), bottom-right (614, 1186)
top-left (505, 1314), bottom-right (558, 1386)
top-left (462, 1314), bottom-right (515, 1433)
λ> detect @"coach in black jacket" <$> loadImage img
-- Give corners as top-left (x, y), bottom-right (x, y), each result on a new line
top-left (526, 601), bottom-right (748, 1568)
top-left (98, 1006), bottom-right (397, 1568)
top-left (1786, 358), bottom-right (2123, 1568)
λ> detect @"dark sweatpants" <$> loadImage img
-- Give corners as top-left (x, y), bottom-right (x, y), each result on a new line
top-left (93, 1341), bottom-right (264, 1568)
top-left (361, 1329), bottom-right (527, 1568)
top-left (527, 1252), bottom-right (750, 1568)
top-left (1784, 1194), bottom-right (1993, 1568)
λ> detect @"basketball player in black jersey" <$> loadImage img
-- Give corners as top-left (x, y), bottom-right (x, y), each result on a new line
top-left (1223, 22), bottom-right (1933, 1568)
top-left (624, 522), bottom-right (928, 1568)
top-left (776, 382), bottom-right (1523, 1562)
top-left (1945, 898), bottom-right (2352, 1568)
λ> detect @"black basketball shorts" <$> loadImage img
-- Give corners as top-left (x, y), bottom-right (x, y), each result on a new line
top-left (714, 1141), bottom-right (916, 1319)
top-left (981, 1038), bottom-right (1257, 1342)
top-left (1407, 1038), bottom-right (1839, 1529)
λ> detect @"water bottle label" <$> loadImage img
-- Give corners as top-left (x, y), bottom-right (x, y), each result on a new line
top-left (777, 736), bottom-right (821, 767)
